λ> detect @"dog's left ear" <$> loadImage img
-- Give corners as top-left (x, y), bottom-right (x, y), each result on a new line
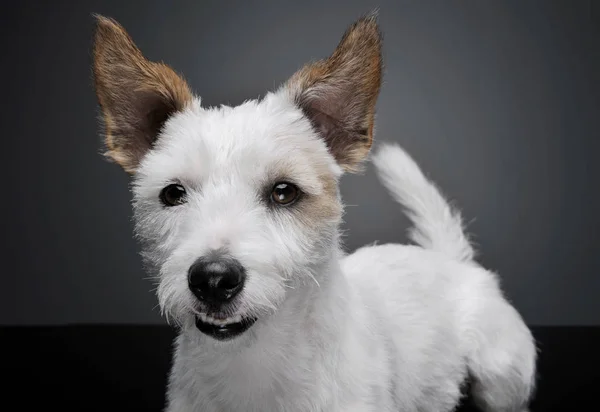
top-left (281, 12), bottom-right (383, 173)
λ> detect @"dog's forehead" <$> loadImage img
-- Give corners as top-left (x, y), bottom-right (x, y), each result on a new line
top-left (139, 95), bottom-right (341, 187)
top-left (198, 97), bottom-right (308, 158)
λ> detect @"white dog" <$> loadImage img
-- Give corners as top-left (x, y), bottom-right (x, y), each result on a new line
top-left (92, 12), bottom-right (537, 412)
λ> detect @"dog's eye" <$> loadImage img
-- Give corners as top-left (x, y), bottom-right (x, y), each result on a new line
top-left (160, 184), bottom-right (187, 206)
top-left (270, 182), bottom-right (299, 206)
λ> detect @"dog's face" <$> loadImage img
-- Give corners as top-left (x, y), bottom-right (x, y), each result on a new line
top-left (92, 14), bottom-right (382, 341)
top-left (133, 99), bottom-right (346, 339)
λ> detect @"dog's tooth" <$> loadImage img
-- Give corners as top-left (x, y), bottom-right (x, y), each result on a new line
top-left (199, 313), bottom-right (244, 326)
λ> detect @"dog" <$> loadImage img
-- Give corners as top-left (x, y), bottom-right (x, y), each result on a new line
top-left (91, 11), bottom-right (537, 412)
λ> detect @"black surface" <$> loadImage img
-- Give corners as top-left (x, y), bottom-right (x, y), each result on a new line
top-left (2, 325), bottom-right (599, 411)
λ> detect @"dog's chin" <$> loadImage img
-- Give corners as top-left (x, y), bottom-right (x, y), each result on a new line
top-left (194, 313), bottom-right (257, 341)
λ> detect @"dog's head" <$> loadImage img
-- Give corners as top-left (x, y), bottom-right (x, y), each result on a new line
top-left (92, 13), bottom-right (382, 341)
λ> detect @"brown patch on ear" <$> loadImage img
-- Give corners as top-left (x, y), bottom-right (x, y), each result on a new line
top-left (92, 15), bottom-right (193, 174)
top-left (283, 11), bottom-right (383, 173)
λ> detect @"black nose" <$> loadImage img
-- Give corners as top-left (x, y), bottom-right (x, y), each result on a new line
top-left (188, 257), bottom-right (246, 305)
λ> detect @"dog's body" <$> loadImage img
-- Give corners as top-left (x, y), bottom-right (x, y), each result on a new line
top-left (92, 12), bottom-right (536, 412)
top-left (165, 145), bottom-right (536, 412)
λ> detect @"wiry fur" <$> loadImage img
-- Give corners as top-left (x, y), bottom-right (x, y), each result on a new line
top-left (91, 11), bottom-right (537, 412)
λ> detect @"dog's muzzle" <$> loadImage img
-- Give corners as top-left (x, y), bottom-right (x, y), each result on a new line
top-left (188, 256), bottom-right (256, 340)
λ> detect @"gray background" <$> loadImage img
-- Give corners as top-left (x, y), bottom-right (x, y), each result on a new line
top-left (2, 0), bottom-right (598, 326)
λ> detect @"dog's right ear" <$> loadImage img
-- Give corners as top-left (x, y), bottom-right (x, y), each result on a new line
top-left (92, 15), bottom-right (193, 174)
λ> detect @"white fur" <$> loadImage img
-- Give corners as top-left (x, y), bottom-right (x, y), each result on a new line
top-left (131, 90), bottom-right (536, 411)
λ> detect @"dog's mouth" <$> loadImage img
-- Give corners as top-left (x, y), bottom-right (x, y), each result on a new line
top-left (194, 312), bottom-right (257, 341)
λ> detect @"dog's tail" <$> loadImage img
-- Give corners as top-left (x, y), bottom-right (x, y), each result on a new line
top-left (371, 143), bottom-right (475, 262)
